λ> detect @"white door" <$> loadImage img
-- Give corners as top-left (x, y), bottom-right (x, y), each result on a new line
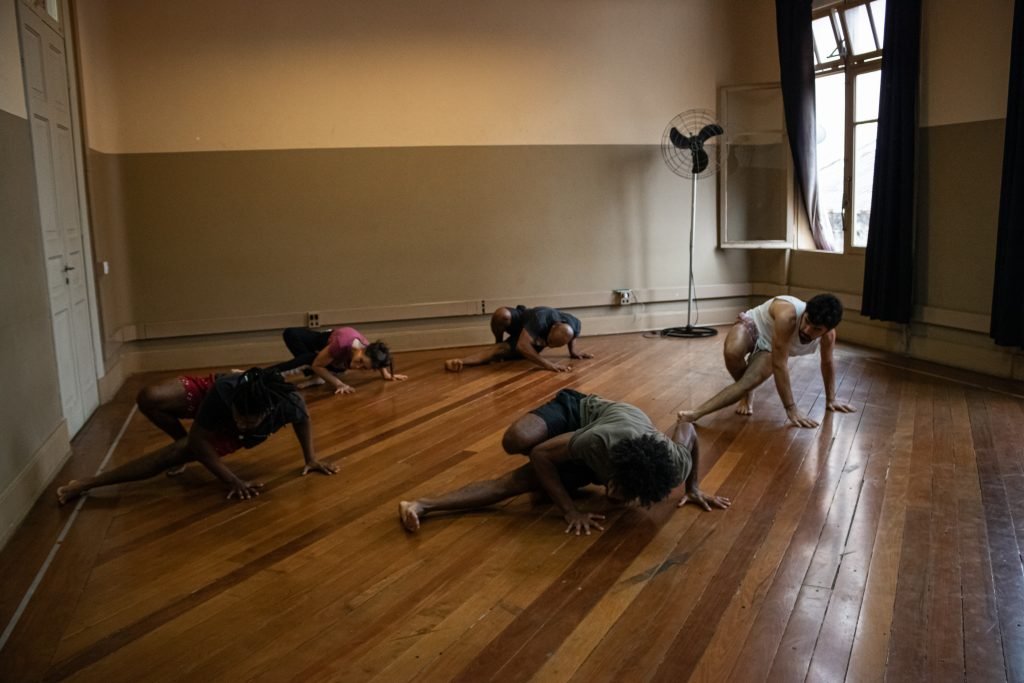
top-left (19, 4), bottom-right (98, 435)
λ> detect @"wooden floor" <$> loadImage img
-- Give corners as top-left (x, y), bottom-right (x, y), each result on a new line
top-left (2, 333), bottom-right (1023, 682)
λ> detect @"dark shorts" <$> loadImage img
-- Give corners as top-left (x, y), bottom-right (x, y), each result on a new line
top-left (528, 389), bottom-right (598, 489)
top-left (529, 388), bottom-right (586, 438)
top-left (177, 375), bottom-right (241, 457)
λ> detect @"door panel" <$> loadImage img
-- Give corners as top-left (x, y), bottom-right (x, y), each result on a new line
top-left (20, 5), bottom-right (98, 435)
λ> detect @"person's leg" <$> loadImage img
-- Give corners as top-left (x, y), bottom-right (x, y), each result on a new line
top-left (678, 346), bottom-right (774, 422)
top-left (282, 327), bottom-right (329, 357)
top-left (399, 464), bottom-right (538, 532)
top-left (56, 438), bottom-right (195, 505)
top-left (490, 307), bottom-right (514, 343)
top-left (444, 343), bottom-right (514, 372)
top-left (136, 378), bottom-right (192, 441)
top-left (720, 322), bottom-right (759, 415)
top-left (271, 328), bottom-right (330, 373)
top-left (501, 413), bottom-right (551, 454)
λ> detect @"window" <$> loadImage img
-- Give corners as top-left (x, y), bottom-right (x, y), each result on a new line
top-left (812, 0), bottom-right (885, 250)
top-left (718, 84), bottom-right (795, 249)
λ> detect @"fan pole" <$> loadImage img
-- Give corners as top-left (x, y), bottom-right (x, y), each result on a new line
top-left (687, 172), bottom-right (697, 327)
top-left (661, 170), bottom-right (717, 339)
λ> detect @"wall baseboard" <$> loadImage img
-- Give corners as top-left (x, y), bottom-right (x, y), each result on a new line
top-left (0, 420), bottom-right (70, 552)
top-left (113, 299), bottom-right (750, 374)
top-left (99, 286), bottom-right (1022, 392)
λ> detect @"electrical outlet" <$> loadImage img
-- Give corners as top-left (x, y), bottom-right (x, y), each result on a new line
top-left (614, 289), bottom-right (635, 306)
top-left (307, 311), bottom-right (320, 328)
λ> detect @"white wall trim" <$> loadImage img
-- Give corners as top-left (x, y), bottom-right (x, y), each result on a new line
top-left (131, 284), bottom-right (754, 341)
top-left (0, 420), bottom-right (71, 551)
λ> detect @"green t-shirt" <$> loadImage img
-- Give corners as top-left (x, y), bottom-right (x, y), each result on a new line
top-left (567, 395), bottom-right (691, 485)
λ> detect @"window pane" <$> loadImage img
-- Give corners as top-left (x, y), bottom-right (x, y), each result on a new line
top-left (853, 122), bottom-right (877, 247)
top-left (871, 0), bottom-right (886, 46)
top-left (845, 4), bottom-right (877, 55)
top-left (855, 70), bottom-right (881, 122)
top-left (813, 17), bottom-right (840, 62)
top-left (46, 0), bottom-right (59, 22)
top-left (725, 142), bottom-right (790, 242)
top-left (816, 73), bottom-right (846, 246)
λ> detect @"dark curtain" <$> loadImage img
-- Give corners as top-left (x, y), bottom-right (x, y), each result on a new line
top-left (776, 0), bottom-right (835, 251)
top-left (991, 0), bottom-right (1024, 347)
top-left (860, 0), bottom-right (922, 323)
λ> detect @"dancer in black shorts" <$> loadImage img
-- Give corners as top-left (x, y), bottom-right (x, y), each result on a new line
top-left (444, 305), bottom-right (592, 373)
top-left (399, 389), bottom-right (729, 535)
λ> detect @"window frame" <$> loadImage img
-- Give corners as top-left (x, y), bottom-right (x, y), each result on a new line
top-left (812, 0), bottom-right (885, 253)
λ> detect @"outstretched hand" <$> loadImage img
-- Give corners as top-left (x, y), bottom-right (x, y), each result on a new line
top-left (564, 510), bottom-right (605, 535)
top-left (334, 383), bottom-right (356, 395)
top-left (548, 362), bottom-right (573, 373)
top-left (226, 480), bottom-right (264, 501)
top-left (785, 406), bottom-right (819, 428)
top-left (678, 487), bottom-right (731, 511)
top-left (827, 400), bottom-right (856, 413)
top-left (302, 460), bottom-right (339, 476)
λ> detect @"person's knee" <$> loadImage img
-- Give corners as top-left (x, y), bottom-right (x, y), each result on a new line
top-left (502, 426), bottom-right (530, 454)
top-left (136, 386), bottom-right (159, 413)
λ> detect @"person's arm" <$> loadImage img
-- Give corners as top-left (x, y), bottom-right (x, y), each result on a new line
top-left (568, 337), bottom-right (593, 360)
top-left (769, 301), bottom-right (817, 428)
top-left (311, 345), bottom-right (354, 394)
top-left (379, 367), bottom-right (408, 382)
top-left (516, 331), bottom-right (571, 372)
top-left (820, 330), bottom-right (856, 414)
top-left (292, 416), bottom-right (339, 476)
top-left (667, 422), bottom-right (730, 511)
top-left (187, 423), bottom-right (263, 500)
top-left (528, 433), bottom-right (605, 535)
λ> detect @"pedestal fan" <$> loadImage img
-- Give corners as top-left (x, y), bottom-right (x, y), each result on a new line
top-left (659, 108), bottom-right (724, 338)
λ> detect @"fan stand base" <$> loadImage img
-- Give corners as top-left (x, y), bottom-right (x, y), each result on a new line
top-left (658, 325), bottom-right (719, 339)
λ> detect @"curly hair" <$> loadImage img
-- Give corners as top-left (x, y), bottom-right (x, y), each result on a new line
top-left (608, 433), bottom-right (684, 507)
top-left (365, 340), bottom-right (393, 372)
top-left (232, 367), bottom-right (297, 417)
top-left (805, 293), bottom-right (844, 329)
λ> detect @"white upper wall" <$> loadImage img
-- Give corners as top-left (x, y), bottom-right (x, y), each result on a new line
top-left (75, 0), bottom-right (730, 153)
top-left (0, 0), bottom-right (27, 118)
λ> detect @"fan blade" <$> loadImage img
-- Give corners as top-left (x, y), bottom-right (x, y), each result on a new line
top-left (696, 123), bottom-right (724, 144)
top-left (669, 127), bottom-right (692, 149)
top-left (692, 148), bottom-right (710, 174)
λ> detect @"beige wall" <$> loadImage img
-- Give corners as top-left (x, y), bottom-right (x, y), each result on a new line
top-left (75, 0), bottom-right (753, 351)
top-left (920, 0), bottom-right (1013, 127)
top-left (77, 0), bottom-right (728, 154)
top-left (0, 0), bottom-right (25, 117)
top-left (0, 0), bottom-right (70, 548)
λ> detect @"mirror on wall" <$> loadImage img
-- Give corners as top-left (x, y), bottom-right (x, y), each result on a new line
top-left (718, 84), bottom-right (794, 249)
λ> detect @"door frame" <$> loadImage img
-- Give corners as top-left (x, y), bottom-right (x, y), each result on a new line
top-left (19, 0), bottom-right (105, 379)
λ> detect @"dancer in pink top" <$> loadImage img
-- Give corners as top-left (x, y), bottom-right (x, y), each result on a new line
top-left (271, 326), bottom-right (407, 395)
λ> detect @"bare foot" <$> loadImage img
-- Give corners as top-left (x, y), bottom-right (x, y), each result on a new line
top-left (444, 359), bottom-right (463, 373)
top-left (165, 464), bottom-right (188, 477)
top-left (297, 377), bottom-right (326, 389)
top-left (56, 480), bottom-right (84, 505)
top-left (735, 394), bottom-right (754, 416)
top-left (399, 500), bottom-right (423, 532)
top-left (677, 410), bottom-right (699, 423)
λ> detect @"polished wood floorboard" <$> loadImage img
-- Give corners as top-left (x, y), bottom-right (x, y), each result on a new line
top-left (1, 333), bottom-right (1022, 682)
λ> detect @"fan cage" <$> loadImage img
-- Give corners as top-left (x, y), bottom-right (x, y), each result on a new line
top-left (660, 108), bottom-right (722, 180)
